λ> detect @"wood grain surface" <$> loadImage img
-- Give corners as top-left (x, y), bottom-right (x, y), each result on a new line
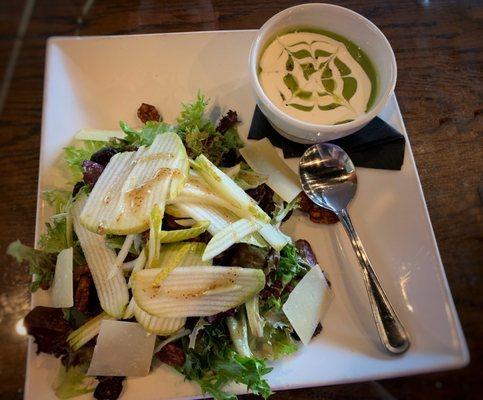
top-left (0, 1), bottom-right (481, 399)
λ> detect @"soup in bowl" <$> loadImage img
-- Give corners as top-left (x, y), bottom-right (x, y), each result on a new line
top-left (249, 4), bottom-right (397, 143)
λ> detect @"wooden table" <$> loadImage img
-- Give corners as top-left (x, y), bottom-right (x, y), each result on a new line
top-left (0, 1), bottom-right (481, 399)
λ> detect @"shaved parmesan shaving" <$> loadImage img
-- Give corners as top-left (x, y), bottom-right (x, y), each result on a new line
top-left (81, 132), bottom-right (188, 235)
top-left (240, 138), bottom-right (302, 202)
top-left (87, 320), bottom-right (156, 377)
top-left (74, 128), bottom-right (125, 142)
top-left (203, 219), bottom-right (260, 261)
top-left (73, 196), bottom-right (129, 318)
top-left (51, 247), bottom-right (73, 308)
top-left (282, 266), bottom-right (333, 345)
top-left (133, 301), bottom-right (185, 335)
top-left (68, 312), bottom-right (114, 351)
top-left (132, 266), bottom-right (265, 318)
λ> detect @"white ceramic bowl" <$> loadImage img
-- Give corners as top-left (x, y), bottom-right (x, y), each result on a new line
top-left (249, 3), bottom-right (397, 143)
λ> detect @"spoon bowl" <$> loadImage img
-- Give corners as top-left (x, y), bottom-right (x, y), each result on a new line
top-left (299, 144), bottom-right (357, 211)
top-left (299, 143), bottom-right (410, 355)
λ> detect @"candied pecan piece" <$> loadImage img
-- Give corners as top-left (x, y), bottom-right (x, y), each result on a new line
top-left (298, 192), bottom-right (313, 213)
top-left (298, 192), bottom-right (339, 224)
top-left (73, 264), bottom-right (90, 283)
top-left (156, 343), bottom-right (186, 367)
top-left (309, 206), bottom-right (339, 224)
top-left (75, 275), bottom-right (91, 313)
top-left (137, 103), bottom-right (161, 123)
top-left (94, 376), bottom-right (125, 400)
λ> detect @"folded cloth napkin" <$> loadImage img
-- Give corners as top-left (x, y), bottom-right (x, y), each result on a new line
top-left (247, 106), bottom-right (406, 170)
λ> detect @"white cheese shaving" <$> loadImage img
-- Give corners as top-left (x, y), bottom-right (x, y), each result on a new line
top-left (240, 138), bottom-right (301, 203)
top-left (87, 320), bottom-right (156, 377)
top-left (51, 247), bottom-right (73, 308)
top-left (283, 265), bottom-right (333, 345)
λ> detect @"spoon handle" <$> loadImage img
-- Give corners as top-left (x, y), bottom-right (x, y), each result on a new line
top-left (337, 208), bottom-right (410, 354)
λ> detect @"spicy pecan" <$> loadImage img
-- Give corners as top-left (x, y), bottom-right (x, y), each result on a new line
top-left (298, 192), bottom-right (338, 224)
top-left (137, 103), bottom-right (161, 123)
top-left (309, 206), bottom-right (339, 224)
top-left (74, 275), bottom-right (91, 313)
top-left (156, 343), bottom-right (186, 367)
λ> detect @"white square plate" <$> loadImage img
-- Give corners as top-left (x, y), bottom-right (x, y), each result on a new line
top-left (26, 30), bottom-right (469, 400)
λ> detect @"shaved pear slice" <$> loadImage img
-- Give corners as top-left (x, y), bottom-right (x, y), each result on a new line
top-left (133, 302), bottom-right (185, 335)
top-left (169, 201), bottom-right (267, 248)
top-left (193, 155), bottom-right (270, 223)
top-left (73, 196), bottom-right (129, 318)
top-left (203, 219), bottom-right (260, 261)
top-left (81, 132), bottom-right (188, 235)
top-left (192, 155), bottom-right (288, 249)
top-left (80, 151), bottom-right (139, 234)
top-left (132, 266), bottom-right (265, 318)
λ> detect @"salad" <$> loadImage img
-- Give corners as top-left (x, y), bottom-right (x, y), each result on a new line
top-left (8, 93), bottom-right (332, 400)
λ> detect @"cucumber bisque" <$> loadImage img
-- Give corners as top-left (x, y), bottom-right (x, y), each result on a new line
top-left (258, 29), bottom-right (378, 125)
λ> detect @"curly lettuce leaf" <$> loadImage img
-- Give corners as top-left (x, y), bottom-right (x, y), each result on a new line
top-left (64, 141), bottom-right (105, 182)
top-left (176, 92), bottom-right (242, 166)
top-left (179, 324), bottom-right (272, 400)
top-left (7, 240), bottom-right (56, 292)
top-left (253, 323), bottom-right (298, 360)
top-left (119, 120), bottom-right (176, 147)
top-left (38, 214), bottom-right (70, 253)
top-left (43, 189), bottom-right (72, 214)
top-left (275, 244), bottom-right (308, 287)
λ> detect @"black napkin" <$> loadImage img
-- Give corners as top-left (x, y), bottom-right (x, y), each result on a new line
top-left (247, 106), bottom-right (406, 170)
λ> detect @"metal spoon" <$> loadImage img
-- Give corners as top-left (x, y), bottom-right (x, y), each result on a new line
top-left (299, 143), bottom-right (410, 354)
